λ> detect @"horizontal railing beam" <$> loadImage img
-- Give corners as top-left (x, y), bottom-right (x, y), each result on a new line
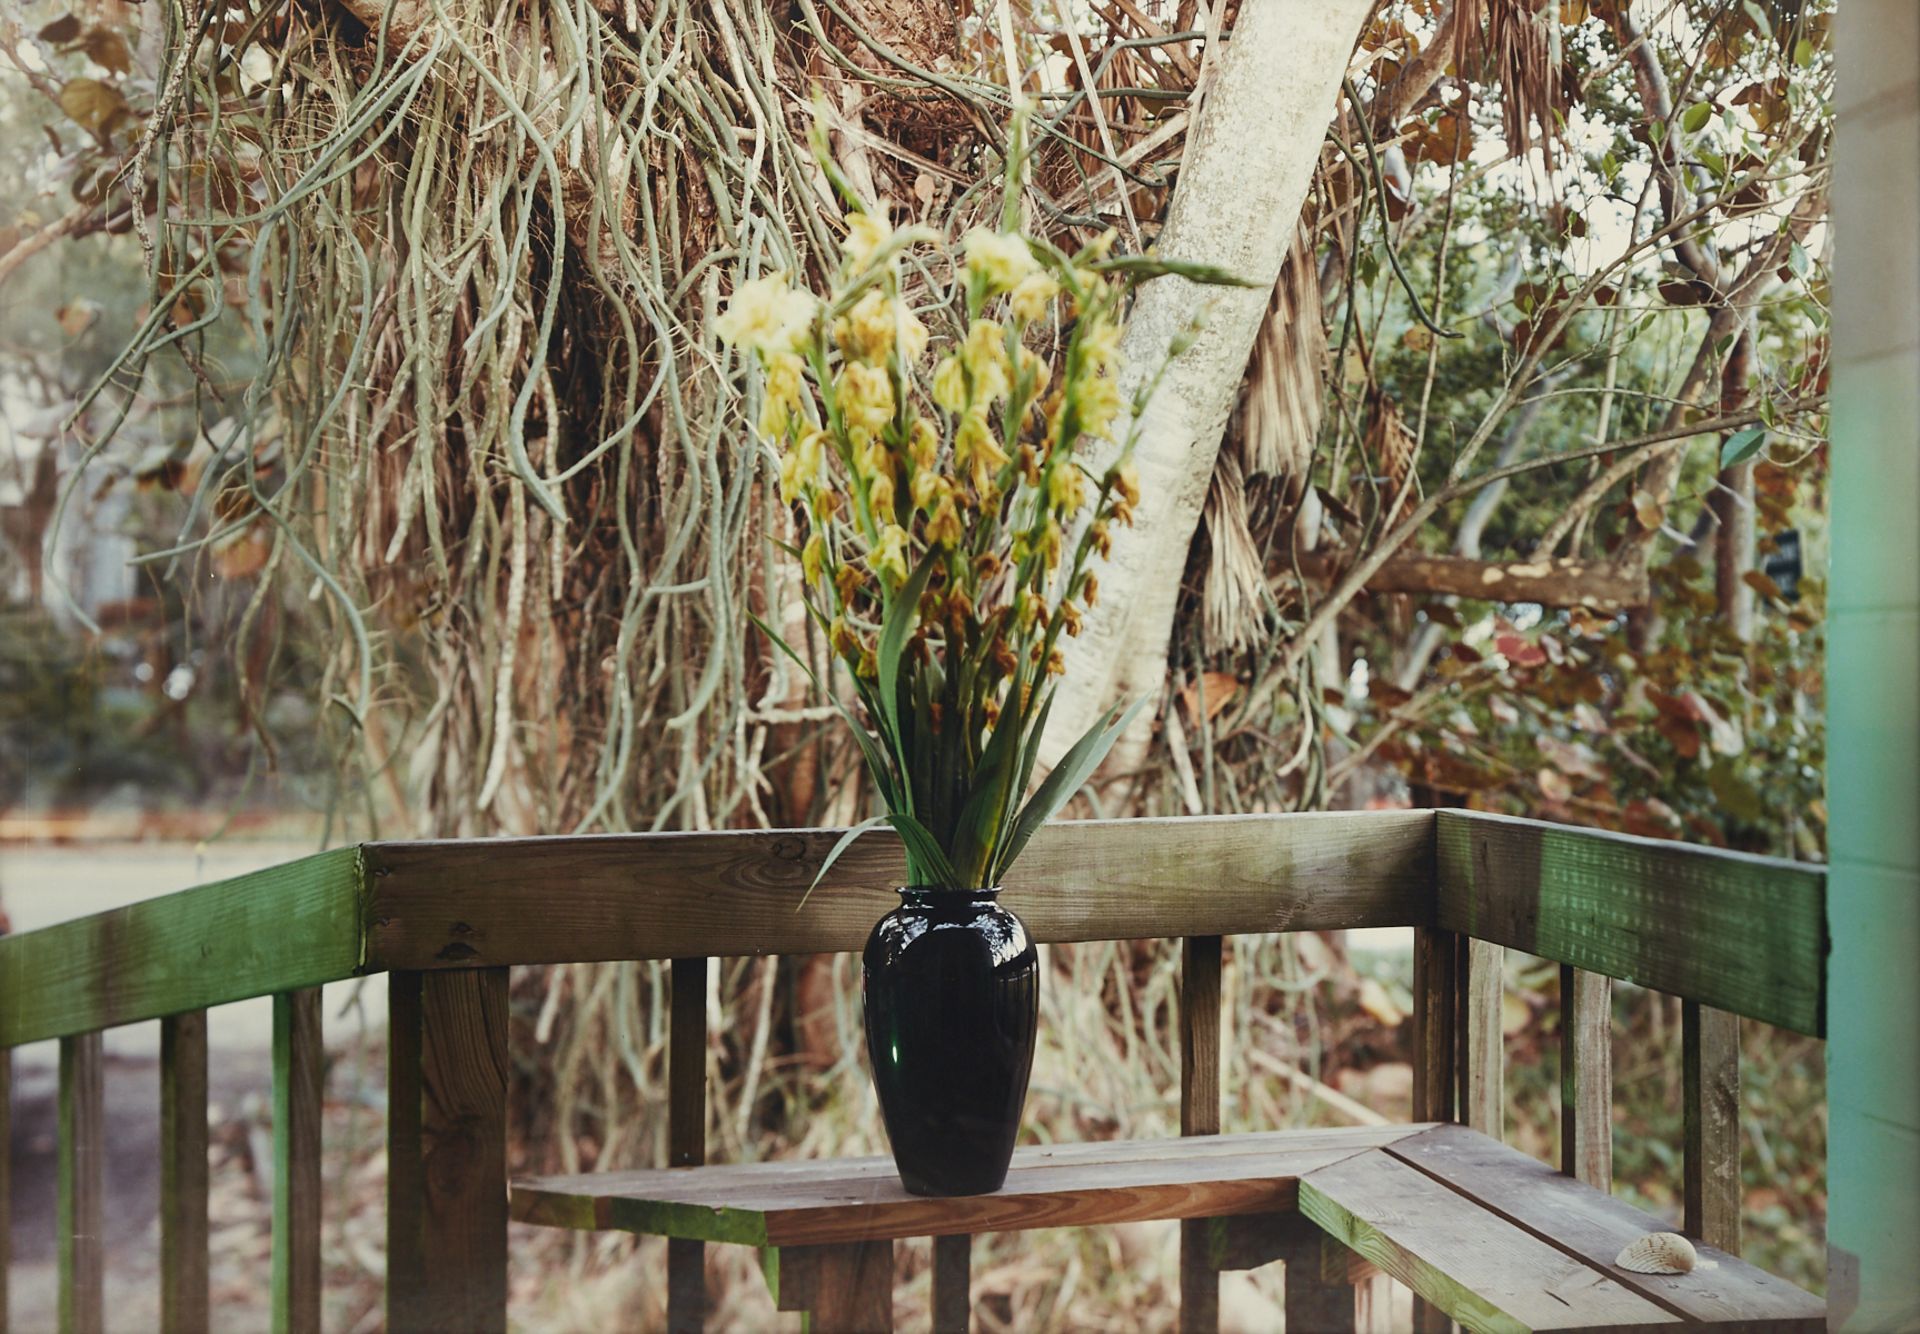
top-left (1435, 810), bottom-right (1826, 1036)
top-left (359, 812), bottom-right (1438, 970)
top-left (0, 847), bottom-right (366, 1048)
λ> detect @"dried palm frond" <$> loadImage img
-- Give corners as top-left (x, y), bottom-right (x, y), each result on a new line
top-left (1241, 216), bottom-right (1326, 500)
top-left (1366, 389), bottom-right (1418, 522)
top-left (1202, 451), bottom-right (1270, 651)
top-left (1486, 0), bottom-right (1566, 170)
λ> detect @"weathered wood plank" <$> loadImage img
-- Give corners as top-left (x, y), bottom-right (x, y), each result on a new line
top-left (272, 990), bottom-right (323, 1334)
top-left (1434, 811), bottom-right (1826, 1036)
top-left (1387, 1125), bottom-right (1822, 1330)
top-left (160, 1011), bottom-right (210, 1333)
top-left (0, 848), bottom-right (365, 1047)
top-left (1682, 1001), bottom-right (1742, 1252)
top-left (1298, 1150), bottom-right (1679, 1332)
top-left (775, 1242), bottom-right (893, 1332)
top-left (668, 957), bottom-right (708, 1334)
top-left (1180, 935), bottom-right (1223, 1334)
top-left (58, 1032), bottom-right (104, 1334)
top-left (931, 1233), bottom-right (970, 1334)
top-left (1411, 927), bottom-right (1457, 1125)
top-left (513, 1126), bottom-right (1429, 1247)
top-left (1463, 939), bottom-right (1503, 1138)
top-left (1558, 967), bottom-right (1612, 1188)
top-left (362, 812), bottom-right (1435, 968)
top-left (387, 969), bottom-right (510, 1334)
top-left (1, 1046), bottom-right (11, 1334)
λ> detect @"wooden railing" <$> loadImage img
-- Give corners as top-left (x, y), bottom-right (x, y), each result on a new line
top-left (0, 810), bottom-right (1826, 1332)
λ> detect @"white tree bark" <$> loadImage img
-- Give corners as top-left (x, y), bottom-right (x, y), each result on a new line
top-left (1042, 0), bottom-right (1377, 766)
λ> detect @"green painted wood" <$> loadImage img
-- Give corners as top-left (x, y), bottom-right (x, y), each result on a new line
top-left (1298, 1150), bottom-right (1679, 1333)
top-left (160, 1011), bottom-right (210, 1333)
top-left (361, 812), bottom-right (1436, 969)
top-left (58, 1032), bottom-right (103, 1334)
top-left (1435, 811), bottom-right (1826, 1036)
top-left (272, 991), bottom-right (323, 1334)
top-left (0, 848), bottom-right (365, 1048)
top-left (1386, 1125), bottom-right (1822, 1330)
top-left (1, 1046), bottom-right (10, 1334)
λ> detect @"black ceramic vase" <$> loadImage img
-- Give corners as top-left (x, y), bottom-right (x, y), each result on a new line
top-left (862, 888), bottom-right (1040, 1196)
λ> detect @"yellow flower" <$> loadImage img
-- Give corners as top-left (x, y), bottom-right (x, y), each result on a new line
top-left (869, 522), bottom-right (911, 583)
top-left (1058, 600), bottom-right (1083, 637)
top-left (834, 562), bottom-right (865, 604)
top-left (1010, 272), bottom-right (1059, 323)
top-left (868, 468), bottom-right (896, 517)
top-left (842, 212), bottom-right (892, 272)
top-left (927, 497), bottom-right (964, 548)
top-left (1078, 372), bottom-right (1123, 440)
top-left (1048, 463), bottom-right (1087, 513)
top-left (932, 354), bottom-right (967, 413)
top-left (836, 362), bottom-right (895, 435)
top-left (1016, 345), bottom-right (1051, 397)
top-left (801, 533), bottom-right (827, 585)
top-left (964, 229), bottom-right (1039, 294)
top-left (910, 469), bottom-right (942, 510)
top-left (1114, 459), bottom-right (1142, 507)
top-left (834, 289), bottom-right (927, 366)
top-left (758, 351), bottom-right (808, 436)
top-left (714, 272), bottom-right (816, 356)
top-left (1035, 518), bottom-right (1064, 568)
top-left (908, 417), bottom-right (938, 470)
top-left (962, 320), bottom-right (1011, 402)
top-left (778, 429), bottom-right (825, 504)
top-left (1080, 315), bottom-right (1123, 373)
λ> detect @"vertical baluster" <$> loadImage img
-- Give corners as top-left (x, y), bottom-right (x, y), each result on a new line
top-left (58, 1031), bottom-right (103, 1334)
top-left (272, 990), bottom-right (322, 1334)
top-left (1559, 967), bottom-right (1613, 1188)
top-left (1178, 935), bottom-right (1222, 1334)
top-left (1, 1045), bottom-right (12, 1334)
top-left (668, 957), bottom-right (708, 1334)
top-left (931, 1234), bottom-right (970, 1334)
top-left (387, 968), bottom-right (510, 1334)
top-left (161, 1011), bottom-right (210, 1332)
top-left (1462, 939), bottom-right (1504, 1138)
top-left (1683, 1000), bottom-right (1741, 1251)
top-left (1411, 928), bottom-right (1458, 1124)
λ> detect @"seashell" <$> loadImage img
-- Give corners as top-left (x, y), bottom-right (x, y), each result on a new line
top-left (1615, 1232), bottom-right (1698, 1275)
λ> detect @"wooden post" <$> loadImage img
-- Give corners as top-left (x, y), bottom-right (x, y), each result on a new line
top-left (388, 969), bottom-right (510, 1334)
top-left (1558, 967), bottom-right (1612, 1188)
top-left (931, 1233), bottom-right (970, 1334)
top-left (775, 1241), bottom-right (894, 1332)
top-left (1178, 935), bottom-right (1222, 1334)
top-left (1411, 928), bottom-right (1457, 1124)
top-left (668, 957), bottom-right (709, 1334)
top-left (1461, 939), bottom-right (1503, 1138)
top-left (58, 1031), bottom-right (103, 1334)
top-left (160, 1011), bottom-right (211, 1332)
top-left (272, 990), bottom-right (323, 1334)
top-left (1682, 1000), bottom-right (1741, 1251)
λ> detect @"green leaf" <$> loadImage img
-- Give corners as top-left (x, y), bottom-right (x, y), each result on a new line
top-left (1681, 102), bottom-right (1713, 134)
top-left (1787, 241), bottom-right (1810, 280)
top-left (1721, 426), bottom-right (1767, 469)
top-left (876, 556), bottom-right (935, 759)
top-left (995, 694), bottom-right (1152, 881)
top-left (799, 814), bottom-right (891, 909)
top-left (888, 811), bottom-right (962, 889)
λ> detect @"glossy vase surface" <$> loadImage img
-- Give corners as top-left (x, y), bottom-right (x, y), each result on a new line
top-left (862, 888), bottom-right (1039, 1196)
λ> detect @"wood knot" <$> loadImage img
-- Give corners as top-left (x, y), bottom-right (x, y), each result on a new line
top-left (436, 940), bottom-right (480, 962)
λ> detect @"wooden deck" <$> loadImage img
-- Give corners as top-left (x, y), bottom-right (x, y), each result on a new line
top-left (512, 1123), bottom-right (1825, 1333)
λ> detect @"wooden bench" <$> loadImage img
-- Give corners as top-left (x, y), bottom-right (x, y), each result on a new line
top-left (511, 1122), bottom-right (1826, 1332)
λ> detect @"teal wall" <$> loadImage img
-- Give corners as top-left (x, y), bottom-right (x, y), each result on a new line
top-left (1828, 5), bottom-right (1920, 1327)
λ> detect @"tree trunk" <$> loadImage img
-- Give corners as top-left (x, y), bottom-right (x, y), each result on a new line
top-left (1040, 0), bottom-right (1377, 767)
